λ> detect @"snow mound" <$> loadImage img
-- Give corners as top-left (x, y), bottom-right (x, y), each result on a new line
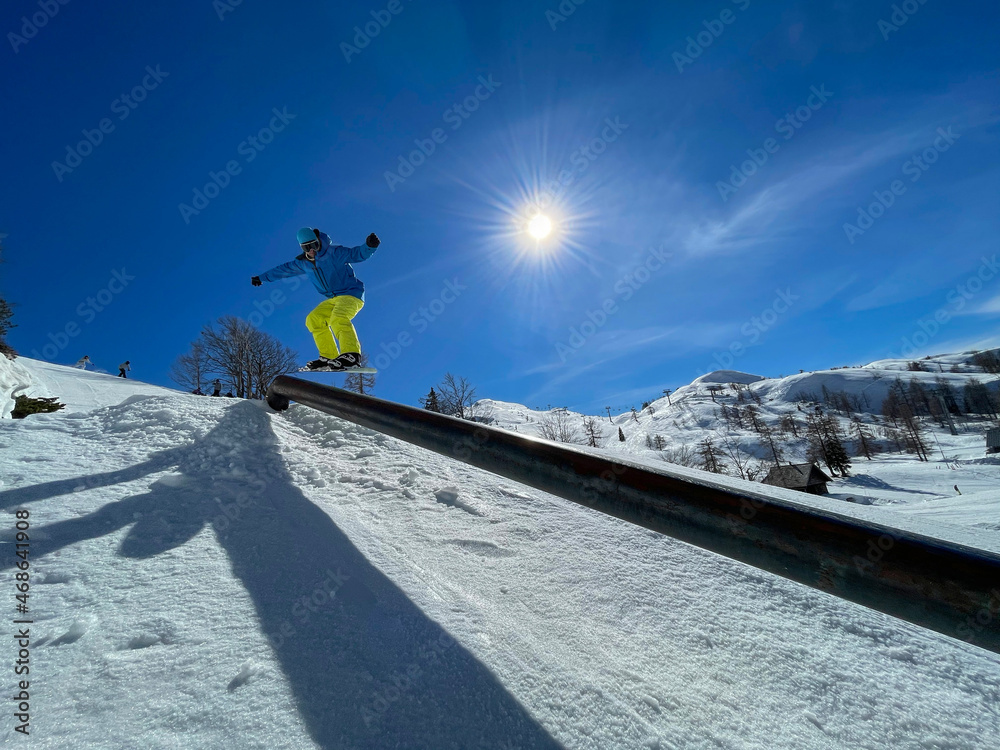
top-left (692, 370), bottom-right (765, 386)
top-left (10, 357), bottom-right (182, 414)
top-left (0, 354), bottom-right (34, 418)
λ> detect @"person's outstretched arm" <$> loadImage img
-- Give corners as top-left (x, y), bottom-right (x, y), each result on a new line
top-left (337, 233), bottom-right (380, 263)
top-left (255, 258), bottom-right (306, 284)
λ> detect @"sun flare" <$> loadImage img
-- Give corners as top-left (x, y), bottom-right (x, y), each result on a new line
top-left (528, 214), bottom-right (553, 239)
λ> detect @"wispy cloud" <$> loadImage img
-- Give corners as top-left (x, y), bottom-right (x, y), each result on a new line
top-left (962, 293), bottom-right (1000, 316)
top-left (684, 128), bottom-right (929, 258)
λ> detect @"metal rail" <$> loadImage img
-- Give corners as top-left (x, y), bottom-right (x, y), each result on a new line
top-left (267, 376), bottom-right (1000, 655)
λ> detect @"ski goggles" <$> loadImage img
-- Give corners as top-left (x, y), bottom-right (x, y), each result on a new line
top-left (300, 240), bottom-right (320, 252)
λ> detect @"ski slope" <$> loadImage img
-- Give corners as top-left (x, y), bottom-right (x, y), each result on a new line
top-left (1, 357), bottom-right (998, 749)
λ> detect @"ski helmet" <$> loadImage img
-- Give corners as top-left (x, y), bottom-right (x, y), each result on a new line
top-left (296, 227), bottom-right (316, 245)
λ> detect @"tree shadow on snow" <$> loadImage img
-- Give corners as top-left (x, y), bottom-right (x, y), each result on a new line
top-left (0, 402), bottom-right (564, 749)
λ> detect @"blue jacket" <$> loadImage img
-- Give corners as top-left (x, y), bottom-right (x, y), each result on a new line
top-left (259, 231), bottom-right (376, 301)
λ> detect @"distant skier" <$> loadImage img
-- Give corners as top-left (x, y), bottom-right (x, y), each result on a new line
top-left (118, 360), bottom-right (131, 378)
top-left (212, 379), bottom-right (222, 397)
top-left (75, 355), bottom-right (92, 369)
top-left (252, 227), bottom-right (380, 371)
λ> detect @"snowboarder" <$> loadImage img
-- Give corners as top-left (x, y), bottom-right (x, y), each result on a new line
top-left (212, 379), bottom-right (222, 397)
top-left (118, 360), bottom-right (131, 378)
top-left (75, 355), bottom-right (92, 369)
top-left (252, 227), bottom-right (380, 371)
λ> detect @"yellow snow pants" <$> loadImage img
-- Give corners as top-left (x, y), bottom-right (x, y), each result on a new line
top-left (305, 295), bottom-right (364, 358)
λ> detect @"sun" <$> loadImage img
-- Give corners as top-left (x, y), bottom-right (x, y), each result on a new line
top-left (528, 214), bottom-right (553, 239)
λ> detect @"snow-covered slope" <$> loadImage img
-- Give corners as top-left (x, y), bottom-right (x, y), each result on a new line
top-left (1, 356), bottom-right (181, 415)
top-left (1, 360), bottom-right (998, 748)
top-left (483, 350), bottom-right (1000, 534)
top-left (0, 355), bottom-right (33, 418)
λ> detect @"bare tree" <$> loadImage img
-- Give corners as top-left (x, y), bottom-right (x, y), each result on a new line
top-left (583, 416), bottom-right (605, 447)
top-left (199, 315), bottom-right (298, 399)
top-left (169, 340), bottom-right (210, 393)
top-left (660, 443), bottom-right (697, 468)
top-left (437, 373), bottom-right (477, 419)
top-left (343, 353), bottom-right (376, 395)
top-left (697, 438), bottom-right (727, 474)
top-left (717, 429), bottom-right (767, 481)
top-left (539, 409), bottom-right (583, 444)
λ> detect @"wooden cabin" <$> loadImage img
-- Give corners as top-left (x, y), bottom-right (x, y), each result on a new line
top-left (762, 463), bottom-right (832, 495)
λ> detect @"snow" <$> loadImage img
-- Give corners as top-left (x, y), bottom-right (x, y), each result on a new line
top-left (1, 357), bottom-right (999, 748)
top-left (0, 355), bottom-right (32, 418)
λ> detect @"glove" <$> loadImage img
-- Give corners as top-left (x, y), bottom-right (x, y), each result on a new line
top-left (251, 276), bottom-right (262, 287)
top-left (366, 233), bottom-right (380, 249)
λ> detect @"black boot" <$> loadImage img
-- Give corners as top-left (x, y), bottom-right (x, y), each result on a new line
top-left (329, 352), bottom-right (362, 370)
top-left (305, 357), bottom-right (337, 370)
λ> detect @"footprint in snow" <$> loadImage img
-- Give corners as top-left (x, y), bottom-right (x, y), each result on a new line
top-left (434, 486), bottom-right (482, 516)
top-left (38, 572), bottom-right (72, 584)
top-left (126, 633), bottom-right (162, 650)
top-left (443, 539), bottom-right (515, 557)
top-left (49, 618), bottom-right (91, 646)
top-left (228, 661), bottom-right (262, 692)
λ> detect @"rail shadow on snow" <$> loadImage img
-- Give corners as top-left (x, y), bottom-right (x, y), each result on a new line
top-left (0, 401), bottom-right (564, 750)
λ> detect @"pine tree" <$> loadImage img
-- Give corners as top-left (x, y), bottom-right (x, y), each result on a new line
top-left (805, 412), bottom-right (852, 476)
top-left (653, 434), bottom-right (666, 451)
top-left (618, 427), bottom-right (626, 442)
top-left (12, 395), bottom-right (65, 418)
top-left (420, 388), bottom-right (441, 412)
top-left (822, 415), bottom-right (852, 476)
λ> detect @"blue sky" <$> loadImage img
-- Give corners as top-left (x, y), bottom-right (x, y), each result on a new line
top-left (3, 0), bottom-right (999, 413)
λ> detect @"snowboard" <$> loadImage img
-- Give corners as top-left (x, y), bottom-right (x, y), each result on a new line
top-left (297, 366), bottom-right (378, 374)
